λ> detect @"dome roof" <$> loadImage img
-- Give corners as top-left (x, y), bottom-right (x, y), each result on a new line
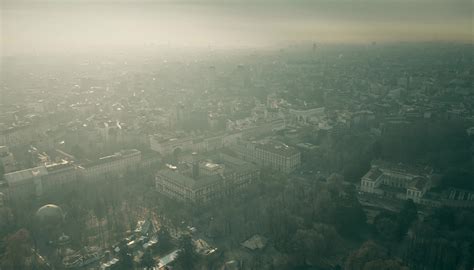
top-left (35, 204), bottom-right (64, 225)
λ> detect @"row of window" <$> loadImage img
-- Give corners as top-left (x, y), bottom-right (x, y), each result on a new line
top-left (407, 189), bottom-right (421, 197)
top-left (362, 181), bottom-right (376, 188)
top-left (157, 171), bottom-right (258, 202)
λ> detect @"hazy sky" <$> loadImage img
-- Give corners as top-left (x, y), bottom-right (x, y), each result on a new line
top-left (1, 0), bottom-right (472, 55)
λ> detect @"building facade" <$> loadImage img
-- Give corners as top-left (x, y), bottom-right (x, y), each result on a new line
top-left (1, 149), bottom-right (141, 200)
top-left (2, 160), bottom-right (82, 200)
top-left (43, 161), bottom-right (80, 193)
top-left (230, 140), bottom-right (301, 173)
top-left (3, 166), bottom-right (48, 200)
top-left (80, 149), bottom-right (141, 181)
top-left (155, 153), bottom-right (259, 203)
top-left (150, 132), bottom-right (242, 156)
top-left (360, 162), bottom-right (432, 203)
top-left (0, 146), bottom-right (17, 173)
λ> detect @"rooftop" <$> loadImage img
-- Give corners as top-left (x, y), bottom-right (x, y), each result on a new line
top-left (83, 149), bottom-right (140, 167)
top-left (45, 160), bottom-right (75, 172)
top-left (255, 141), bottom-right (300, 157)
top-left (4, 166), bottom-right (48, 185)
top-left (157, 155), bottom-right (256, 191)
top-left (407, 177), bottom-right (429, 191)
top-left (241, 234), bottom-right (267, 250)
top-left (158, 249), bottom-right (180, 268)
top-left (363, 167), bottom-right (383, 182)
top-left (372, 160), bottom-right (432, 176)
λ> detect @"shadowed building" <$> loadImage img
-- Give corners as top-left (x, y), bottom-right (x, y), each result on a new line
top-left (155, 153), bottom-right (259, 203)
top-left (360, 161), bottom-right (433, 203)
top-left (79, 149), bottom-right (141, 181)
top-left (230, 140), bottom-right (301, 173)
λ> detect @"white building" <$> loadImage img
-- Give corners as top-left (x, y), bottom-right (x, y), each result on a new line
top-left (360, 161), bottom-right (433, 203)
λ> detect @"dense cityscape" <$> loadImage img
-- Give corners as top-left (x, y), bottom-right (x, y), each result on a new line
top-left (1, 0), bottom-right (474, 269)
top-left (1, 42), bottom-right (472, 269)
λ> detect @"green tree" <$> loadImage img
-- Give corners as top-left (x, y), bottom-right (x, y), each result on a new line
top-left (93, 198), bottom-right (107, 247)
top-left (157, 227), bottom-right (173, 253)
top-left (175, 234), bottom-right (197, 270)
top-left (289, 223), bottom-right (343, 266)
top-left (374, 212), bottom-right (399, 241)
top-left (70, 144), bottom-right (84, 159)
top-left (397, 199), bottom-right (417, 239)
top-left (0, 159), bottom-right (5, 180)
top-left (331, 187), bottom-right (367, 238)
top-left (345, 241), bottom-right (388, 270)
top-left (140, 249), bottom-right (156, 270)
top-left (402, 209), bottom-right (474, 270)
top-left (1, 229), bottom-right (33, 270)
top-left (363, 259), bottom-right (409, 270)
top-left (375, 217), bottom-right (398, 241)
top-left (117, 244), bottom-right (134, 270)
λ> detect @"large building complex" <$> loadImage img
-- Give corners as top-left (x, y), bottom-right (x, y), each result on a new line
top-left (80, 149), bottom-right (141, 181)
top-left (289, 107), bottom-right (325, 125)
top-left (0, 124), bottom-right (37, 148)
top-left (360, 161), bottom-right (433, 203)
top-left (360, 160), bottom-right (474, 208)
top-left (3, 166), bottom-right (49, 199)
top-left (155, 153), bottom-right (259, 203)
top-left (230, 140), bottom-right (301, 174)
top-left (150, 132), bottom-right (242, 156)
top-left (3, 160), bottom-right (80, 200)
top-left (1, 149), bottom-right (142, 200)
top-left (43, 161), bottom-right (80, 192)
top-left (150, 118), bottom-right (286, 157)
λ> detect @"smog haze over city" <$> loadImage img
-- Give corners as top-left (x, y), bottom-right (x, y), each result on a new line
top-left (2, 0), bottom-right (473, 54)
top-left (0, 0), bottom-right (473, 270)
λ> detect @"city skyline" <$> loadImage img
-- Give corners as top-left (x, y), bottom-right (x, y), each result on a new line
top-left (0, 1), bottom-right (473, 269)
top-left (2, 0), bottom-right (472, 55)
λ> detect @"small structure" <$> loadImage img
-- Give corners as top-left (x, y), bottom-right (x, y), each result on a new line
top-left (194, 238), bottom-right (218, 256)
top-left (58, 233), bottom-right (71, 246)
top-left (241, 235), bottom-right (267, 251)
top-left (100, 258), bottom-right (119, 270)
top-left (158, 249), bottom-right (180, 269)
top-left (36, 204), bottom-right (64, 224)
top-left (63, 246), bottom-right (104, 269)
top-left (134, 219), bottom-right (157, 236)
top-left (221, 260), bottom-right (241, 270)
top-left (35, 204), bottom-right (66, 246)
